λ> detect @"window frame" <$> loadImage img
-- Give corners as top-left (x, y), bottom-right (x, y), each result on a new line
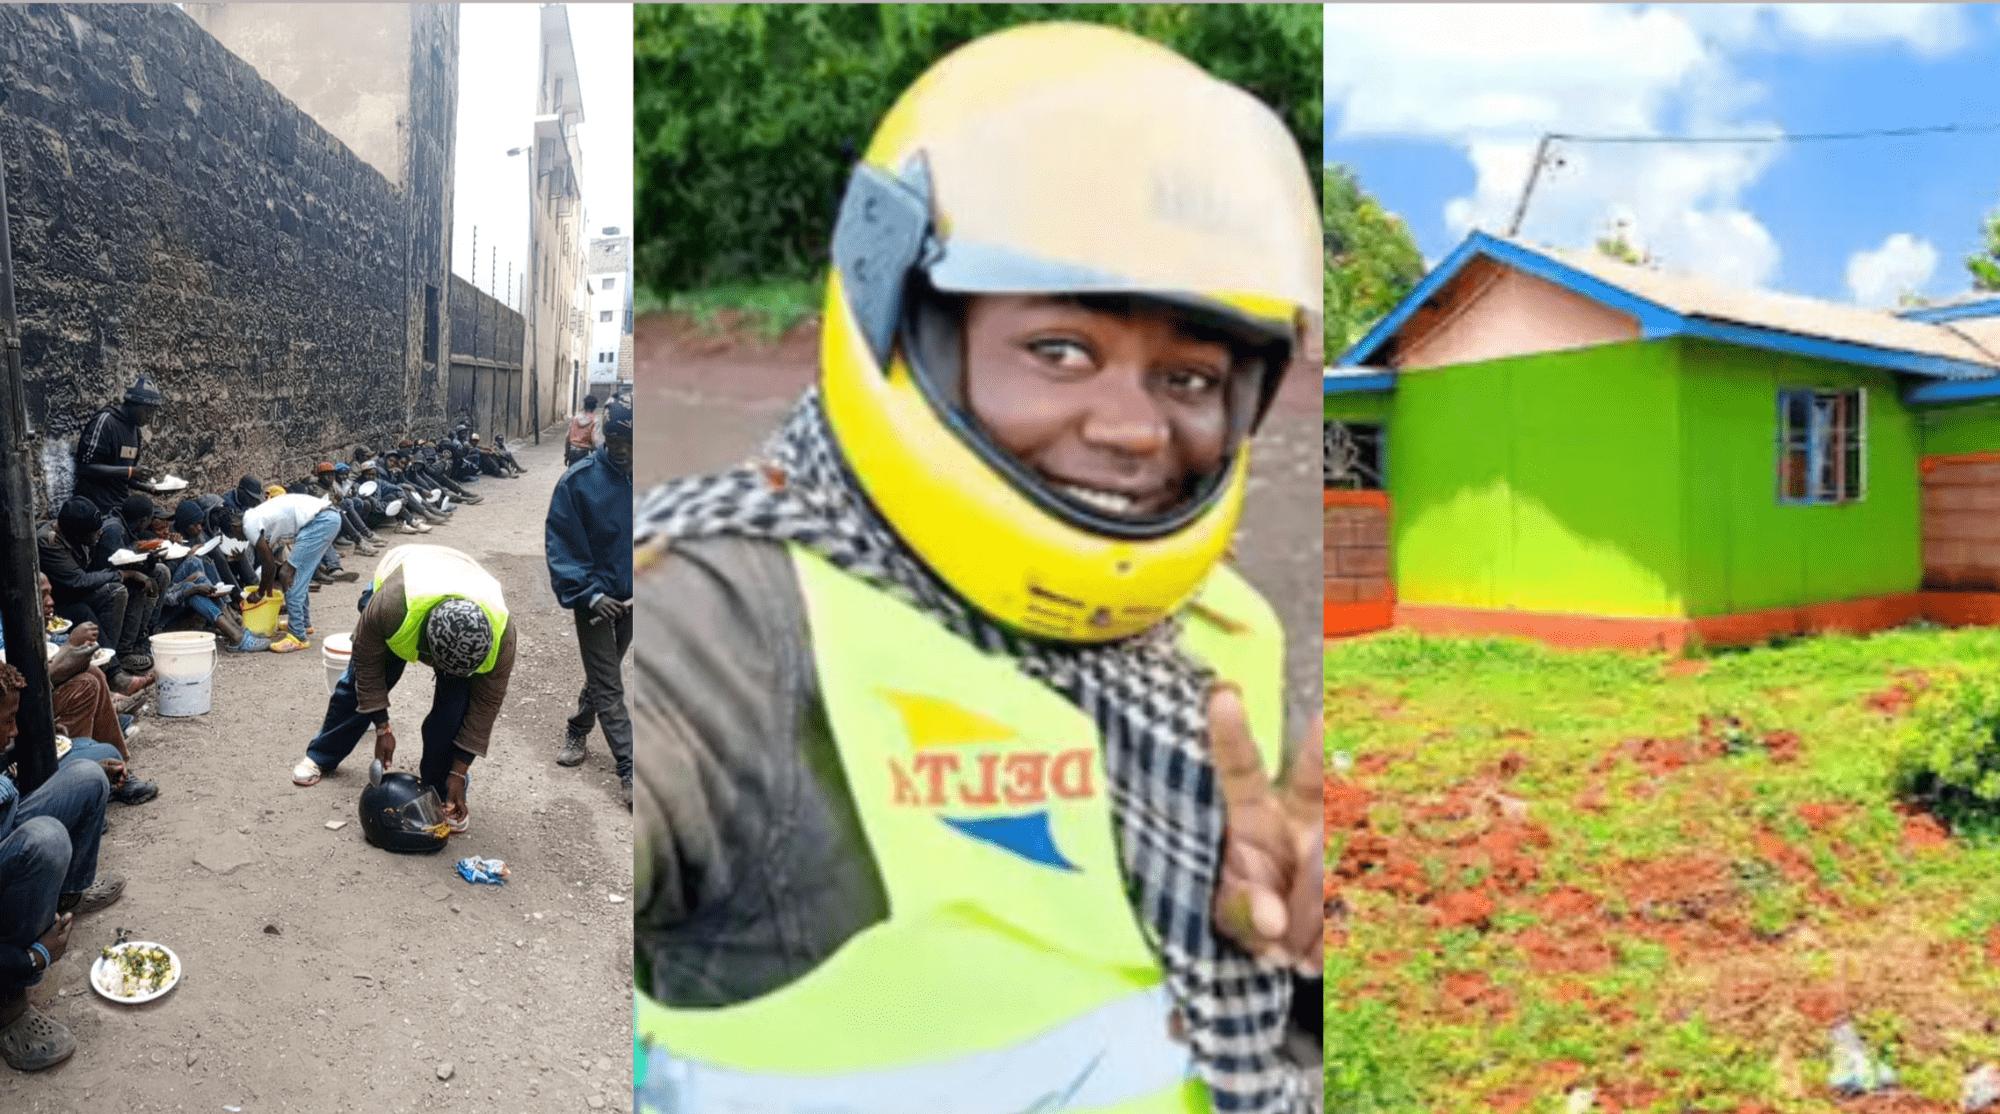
top-left (1776, 386), bottom-right (1866, 506)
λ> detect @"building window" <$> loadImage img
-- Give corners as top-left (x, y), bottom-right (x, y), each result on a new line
top-left (603, 277), bottom-right (617, 291)
top-left (423, 284), bottom-right (440, 364)
top-left (599, 310), bottom-right (613, 322)
top-left (1324, 421), bottom-right (1385, 490)
top-left (1778, 388), bottom-right (1865, 504)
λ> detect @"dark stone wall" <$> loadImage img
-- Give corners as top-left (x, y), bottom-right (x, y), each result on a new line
top-left (0, 3), bottom-right (457, 509)
top-left (449, 274), bottom-right (523, 368)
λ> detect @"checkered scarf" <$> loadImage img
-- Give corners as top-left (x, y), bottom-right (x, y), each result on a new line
top-left (636, 389), bottom-right (1301, 1112)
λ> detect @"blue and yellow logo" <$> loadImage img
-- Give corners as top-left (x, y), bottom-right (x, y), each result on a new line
top-left (880, 689), bottom-right (1095, 873)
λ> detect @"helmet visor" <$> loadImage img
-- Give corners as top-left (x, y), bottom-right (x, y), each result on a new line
top-left (392, 789), bottom-right (447, 833)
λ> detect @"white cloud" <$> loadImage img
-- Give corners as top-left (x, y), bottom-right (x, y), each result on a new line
top-left (1846, 233), bottom-right (1939, 307)
top-left (1326, 3), bottom-right (1972, 293)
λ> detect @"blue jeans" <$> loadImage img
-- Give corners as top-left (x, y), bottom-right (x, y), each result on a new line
top-left (305, 650), bottom-right (473, 804)
top-left (283, 509), bottom-right (342, 639)
top-left (164, 557), bottom-right (223, 627)
top-left (0, 760), bottom-right (109, 929)
top-left (62, 738), bottom-right (121, 769)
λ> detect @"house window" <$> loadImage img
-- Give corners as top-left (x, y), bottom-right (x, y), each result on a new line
top-left (1325, 421), bottom-right (1385, 490)
top-left (599, 310), bottom-right (613, 322)
top-left (603, 277), bottom-right (617, 291)
top-left (1778, 388), bottom-right (1865, 504)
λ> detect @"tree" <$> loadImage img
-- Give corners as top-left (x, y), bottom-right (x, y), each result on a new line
top-left (1969, 210), bottom-right (2000, 292)
top-left (1325, 164), bottom-right (1424, 357)
top-left (635, 4), bottom-right (1322, 294)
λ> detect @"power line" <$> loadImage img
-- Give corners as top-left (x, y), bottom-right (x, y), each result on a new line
top-left (1506, 122), bottom-right (2000, 235)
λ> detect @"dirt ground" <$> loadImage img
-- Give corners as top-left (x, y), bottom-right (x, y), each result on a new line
top-left (4, 433), bottom-right (634, 1114)
top-left (632, 313), bottom-right (1327, 742)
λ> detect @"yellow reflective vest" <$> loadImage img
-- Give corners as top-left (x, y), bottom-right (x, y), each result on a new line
top-left (371, 545), bottom-right (509, 674)
top-left (636, 545), bottom-right (1284, 1114)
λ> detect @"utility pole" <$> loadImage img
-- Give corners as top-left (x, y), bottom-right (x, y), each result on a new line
top-left (0, 141), bottom-right (60, 794)
top-left (1505, 134), bottom-right (1557, 238)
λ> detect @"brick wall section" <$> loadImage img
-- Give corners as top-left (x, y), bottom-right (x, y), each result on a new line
top-left (0, 4), bottom-right (456, 509)
top-left (1324, 498), bottom-right (1392, 604)
top-left (1923, 458), bottom-right (2000, 590)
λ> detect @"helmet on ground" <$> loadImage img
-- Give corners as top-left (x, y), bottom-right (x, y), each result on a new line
top-left (818, 22), bottom-right (1320, 642)
top-left (265, 484), bottom-right (287, 500)
top-left (358, 760), bottom-right (449, 853)
top-left (424, 599), bottom-right (493, 677)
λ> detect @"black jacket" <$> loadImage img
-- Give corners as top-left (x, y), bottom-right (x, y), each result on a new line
top-left (36, 522), bottom-right (118, 605)
top-left (73, 405), bottom-right (144, 512)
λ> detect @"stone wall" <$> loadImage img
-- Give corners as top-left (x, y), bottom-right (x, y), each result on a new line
top-left (446, 272), bottom-right (525, 438)
top-left (0, 3), bottom-right (456, 510)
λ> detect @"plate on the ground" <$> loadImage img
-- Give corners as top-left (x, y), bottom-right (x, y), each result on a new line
top-left (108, 549), bottom-right (145, 567)
top-left (149, 475), bottom-right (189, 493)
top-left (91, 648), bottom-right (115, 668)
top-left (91, 941), bottom-right (180, 1003)
top-left (162, 543), bottom-right (191, 560)
top-left (193, 536), bottom-right (222, 557)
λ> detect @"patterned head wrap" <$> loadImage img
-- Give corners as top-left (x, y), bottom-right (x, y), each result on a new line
top-left (424, 599), bottom-right (492, 677)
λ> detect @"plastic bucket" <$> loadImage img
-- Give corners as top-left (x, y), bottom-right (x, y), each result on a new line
top-left (323, 632), bottom-right (353, 695)
top-left (243, 589), bottom-right (286, 637)
top-left (151, 631), bottom-right (218, 717)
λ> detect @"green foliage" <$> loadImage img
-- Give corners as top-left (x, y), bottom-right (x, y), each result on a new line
top-left (1892, 670), bottom-right (2000, 838)
top-left (1324, 164), bottom-right (1425, 358)
top-left (634, 4), bottom-right (1322, 294)
top-left (1970, 210), bottom-right (2000, 292)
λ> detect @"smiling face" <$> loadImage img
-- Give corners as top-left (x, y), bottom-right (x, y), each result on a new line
top-left (960, 295), bottom-right (1242, 521)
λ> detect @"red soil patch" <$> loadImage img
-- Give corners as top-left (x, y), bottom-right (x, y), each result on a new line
top-left (1326, 778), bottom-right (1373, 830)
top-left (1353, 751), bottom-right (1399, 776)
top-left (1838, 1094), bottom-right (1955, 1113)
top-left (1434, 887), bottom-right (1497, 929)
top-left (1754, 827), bottom-right (1818, 883)
top-left (1664, 658), bottom-right (1711, 677)
top-left (1597, 717), bottom-right (1801, 777)
top-left (1864, 669), bottom-right (1933, 717)
top-left (1537, 886), bottom-right (1602, 923)
top-left (1763, 730), bottom-right (1803, 764)
top-left (1516, 924), bottom-right (1615, 975)
top-left (1491, 749), bottom-right (1527, 779)
top-left (1439, 969), bottom-right (1513, 1020)
top-left (1984, 925), bottom-right (2000, 968)
top-left (1798, 802), bottom-right (1857, 831)
top-left (1898, 808), bottom-right (1953, 853)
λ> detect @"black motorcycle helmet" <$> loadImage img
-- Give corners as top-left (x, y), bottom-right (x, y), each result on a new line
top-left (358, 761), bottom-right (449, 853)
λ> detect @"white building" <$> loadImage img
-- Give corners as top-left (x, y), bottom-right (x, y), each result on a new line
top-left (585, 226), bottom-right (633, 393)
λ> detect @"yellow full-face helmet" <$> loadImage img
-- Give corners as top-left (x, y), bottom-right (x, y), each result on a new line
top-left (820, 22), bottom-right (1321, 643)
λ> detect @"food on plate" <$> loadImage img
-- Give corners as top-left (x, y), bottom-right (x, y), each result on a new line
top-left (96, 943), bottom-right (176, 998)
top-left (46, 616), bottom-right (71, 634)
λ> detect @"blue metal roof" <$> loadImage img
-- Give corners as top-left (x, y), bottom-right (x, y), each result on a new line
top-left (1339, 230), bottom-right (2000, 385)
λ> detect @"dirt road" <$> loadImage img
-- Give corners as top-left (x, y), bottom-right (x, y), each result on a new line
top-left (633, 314), bottom-right (1327, 742)
top-left (5, 434), bottom-right (633, 1114)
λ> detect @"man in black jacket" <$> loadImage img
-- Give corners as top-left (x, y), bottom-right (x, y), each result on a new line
top-left (36, 499), bottom-right (156, 689)
top-left (71, 376), bottom-right (165, 513)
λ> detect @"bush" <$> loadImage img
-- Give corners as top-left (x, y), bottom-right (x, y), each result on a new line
top-left (634, 3), bottom-right (1322, 294)
top-left (1893, 671), bottom-right (2000, 838)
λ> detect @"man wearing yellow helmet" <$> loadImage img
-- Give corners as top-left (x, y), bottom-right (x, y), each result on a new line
top-left (635, 23), bottom-right (1321, 1114)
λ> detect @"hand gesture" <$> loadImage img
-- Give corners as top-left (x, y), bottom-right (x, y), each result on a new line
top-left (1209, 684), bottom-right (1324, 974)
top-left (590, 595), bottom-right (629, 622)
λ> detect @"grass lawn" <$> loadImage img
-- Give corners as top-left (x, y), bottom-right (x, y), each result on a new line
top-left (637, 276), bottom-right (823, 342)
top-left (1325, 625), bottom-right (2000, 1114)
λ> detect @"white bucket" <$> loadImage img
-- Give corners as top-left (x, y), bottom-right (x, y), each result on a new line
top-left (151, 631), bottom-right (218, 717)
top-left (323, 632), bottom-right (354, 695)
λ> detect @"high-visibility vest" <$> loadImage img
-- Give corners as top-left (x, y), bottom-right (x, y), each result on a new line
top-left (635, 544), bottom-right (1285, 1114)
top-left (371, 545), bottom-right (509, 675)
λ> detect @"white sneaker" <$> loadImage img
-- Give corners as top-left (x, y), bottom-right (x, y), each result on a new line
top-left (398, 522), bottom-right (420, 535)
top-left (292, 757), bottom-right (322, 787)
top-left (413, 521), bottom-right (433, 533)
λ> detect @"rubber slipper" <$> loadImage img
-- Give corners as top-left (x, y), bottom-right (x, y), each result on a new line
top-left (0, 1007), bottom-right (75, 1072)
top-left (292, 757), bottom-right (322, 787)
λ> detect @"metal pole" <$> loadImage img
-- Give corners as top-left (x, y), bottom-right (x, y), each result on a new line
top-left (1505, 134), bottom-right (1556, 238)
top-left (0, 140), bottom-right (59, 795)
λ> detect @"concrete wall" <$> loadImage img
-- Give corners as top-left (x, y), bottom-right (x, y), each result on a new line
top-left (0, 4), bottom-right (458, 510)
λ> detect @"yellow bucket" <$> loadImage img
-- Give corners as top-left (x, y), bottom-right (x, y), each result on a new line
top-left (242, 589), bottom-right (286, 637)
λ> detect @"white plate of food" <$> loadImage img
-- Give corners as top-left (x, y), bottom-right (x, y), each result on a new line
top-left (161, 542), bottom-right (191, 560)
top-left (107, 549), bottom-right (145, 567)
top-left (148, 475), bottom-right (189, 493)
top-left (45, 616), bottom-right (72, 637)
top-left (91, 941), bottom-right (181, 1004)
top-left (192, 535), bottom-right (222, 557)
top-left (91, 648), bottom-right (116, 669)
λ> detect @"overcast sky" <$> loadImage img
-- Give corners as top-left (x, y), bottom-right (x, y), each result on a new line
top-left (1327, 4), bottom-right (2000, 310)
top-left (453, 2), bottom-right (633, 306)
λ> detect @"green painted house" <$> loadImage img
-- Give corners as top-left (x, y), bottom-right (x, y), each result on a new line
top-left (1326, 231), bottom-right (2000, 649)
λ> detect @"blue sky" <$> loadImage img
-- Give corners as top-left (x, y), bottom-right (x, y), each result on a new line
top-left (1325, 4), bottom-right (2000, 308)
